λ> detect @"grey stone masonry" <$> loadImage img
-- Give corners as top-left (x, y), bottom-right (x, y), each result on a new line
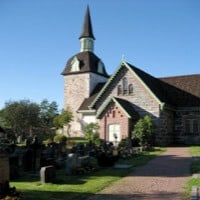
top-left (64, 72), bottom-right (107, 136)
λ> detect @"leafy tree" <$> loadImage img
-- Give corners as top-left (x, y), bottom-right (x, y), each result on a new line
top-left (0, 100), bottom-right (40, 136)
top-left (39, 99), bottom-right (58, 128)
top-left (53, 109), bottom-right (73, 135)
top-left (53, 134), bottom-right (67, 143)
top-left (84, 123), bottom-right (100, 144)
top-left (132, 115), bottom-right (153, 146)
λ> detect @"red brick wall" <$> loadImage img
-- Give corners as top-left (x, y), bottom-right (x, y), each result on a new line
top-left (99, 102), bottom-right (130, 140)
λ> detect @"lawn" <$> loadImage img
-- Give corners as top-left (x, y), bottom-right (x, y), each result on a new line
top-left (10, 147), bottom-right (165, 200)
top-left (185, 146), bottom-right (200, 199)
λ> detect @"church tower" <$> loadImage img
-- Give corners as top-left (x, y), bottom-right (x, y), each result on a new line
top-left (62, 6), bottom-right (109, 136)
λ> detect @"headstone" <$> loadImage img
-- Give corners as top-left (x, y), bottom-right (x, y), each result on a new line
top-left (0, 153), bottom-right (10, 183)
top-left (65, 153), bottom-right (77, 175)
top-left (0, 153), bottom-right (10, 197)
top-left (22, 148), bottom-right (33, 171)
top-left (77, 155), bottom-right (90, 168)
top-left (40, 165), bottom-right (56, 184)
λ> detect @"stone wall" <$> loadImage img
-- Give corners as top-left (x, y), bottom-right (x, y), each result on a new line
top-left (157, 107), bottom-right (175, 145)
top-left (99, 102), bottom-right (130, 141)
top-left (63, 72), bottom-right (107, 135)
top-left (174, 107), bottom-right (200, 144)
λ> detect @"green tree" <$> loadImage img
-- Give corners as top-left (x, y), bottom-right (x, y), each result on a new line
top-left (39, 99), bottom-right (58, 128)
top-left (0, 100), bottom-right (40, 136)
top-left (53, 109), bottom-right (73, 135)
top-left (84, 123), bottom-right (100, 144)
top-left (132, 115), bottom-right (153, 146)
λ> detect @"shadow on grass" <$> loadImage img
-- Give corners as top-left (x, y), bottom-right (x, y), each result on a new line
top-left (86, 191), bottom-right (185, 200)
top-left (21, 190), bottom-right (92, 200)
top-left (21, 190), bottom-right (185, 200)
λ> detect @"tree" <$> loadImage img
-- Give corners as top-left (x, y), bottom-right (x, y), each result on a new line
top-left (53, 109), bottom-right (73, 135)
top-left (132, 115), bottom-right (153, 146)
top-left (84, 123), bottom-right (100, 144)
top-left (39, 99), bottom-right (58, 128)
top-left (0, 100), bottom-right (40, 136)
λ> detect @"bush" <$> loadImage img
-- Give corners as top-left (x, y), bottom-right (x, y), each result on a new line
top-left (84, 123), bottom-right (100, 145)
top-left (132, 115), bottom-right (153, 146)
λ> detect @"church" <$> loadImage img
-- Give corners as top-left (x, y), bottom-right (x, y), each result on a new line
top-left (62, 6), bottom-right (200, 146)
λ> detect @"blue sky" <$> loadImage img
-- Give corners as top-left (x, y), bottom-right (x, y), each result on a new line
top-left (0, 0), bottom-right (200, 110)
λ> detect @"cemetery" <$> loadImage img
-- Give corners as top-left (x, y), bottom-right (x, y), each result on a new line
top-left (0, 128), bottom-right (163, 200)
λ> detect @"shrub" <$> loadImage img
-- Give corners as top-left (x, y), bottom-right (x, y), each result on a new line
top-left (132, 115), bottom-right (153, 146)
top-left (84, 123), bottom-right (100, 145)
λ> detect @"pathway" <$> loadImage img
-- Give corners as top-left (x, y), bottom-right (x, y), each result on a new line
top-left (86, 147), bottom-right (192, 200)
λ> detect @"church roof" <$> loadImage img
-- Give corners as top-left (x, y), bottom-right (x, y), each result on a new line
top-left (78, 82), bottom-right (106, 111)
top-left (159, 75), bottom-right (200, 99)
top-left (79, 5), bottom-right (95, 39)
top-left (96, 97), bottom-right (139, 119)
top-left (159, 75), bottom-right (200, 107)
top-left (88, 61), bottom-right (200, 109)
top-left (61, 51), bottom-right (109, 77)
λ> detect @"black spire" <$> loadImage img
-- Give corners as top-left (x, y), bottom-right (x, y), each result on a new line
top-left (79, 5), bottom-right (95, 40)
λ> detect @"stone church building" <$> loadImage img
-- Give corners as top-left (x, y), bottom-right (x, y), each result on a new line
top-left (62, 6), bottom-right (200, 145)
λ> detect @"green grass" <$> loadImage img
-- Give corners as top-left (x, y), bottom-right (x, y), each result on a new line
top-left (11, 147), bottom-right (165, 200)
top-left (185, 146), bottom-right (200, 199)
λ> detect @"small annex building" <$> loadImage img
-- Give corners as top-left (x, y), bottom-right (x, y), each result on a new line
top-left (61, 6), bottom-right (200, 146)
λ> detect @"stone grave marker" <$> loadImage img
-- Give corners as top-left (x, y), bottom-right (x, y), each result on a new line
top-left (0, 153), bottom-right (10, 197)
top-left (66, 153), bottom-right (78, 175)
top-left (40, 165), bottom-right (56, 184)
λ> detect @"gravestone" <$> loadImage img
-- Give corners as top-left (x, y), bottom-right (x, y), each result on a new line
top-left (66, 153), bottom-right (78, 175)
top-left (40, 165), bottom-right (56, 184)
top-left (77, 155), bottom-right (90, 168)
top-left (0, 153), bottom-right (10, 197)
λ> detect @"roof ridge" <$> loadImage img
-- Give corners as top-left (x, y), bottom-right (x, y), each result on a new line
top-left (159, 74), bottom-right (200, 79)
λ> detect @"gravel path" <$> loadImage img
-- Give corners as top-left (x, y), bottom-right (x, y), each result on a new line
top-left (86, 147), bottom-right (192, 200)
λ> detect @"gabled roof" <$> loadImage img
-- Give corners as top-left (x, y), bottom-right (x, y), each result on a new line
top-left (79, 5), bottom-right (95, 40)
top-left (61, 51), bottom-right (109, 77)
top-left (89, 61), bottom-right (164, 109)
top-left (96, 97), bottom-right (139, 119)
top-left (89, 61), bottom-right (200, 109)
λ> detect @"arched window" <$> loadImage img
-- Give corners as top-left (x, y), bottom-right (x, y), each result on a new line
top-left (129, 84), bottom-right (134, 95)
top-left (123, 77), bottom-right (128, 94)
top-left (117, 85), bottom-right (122, 95)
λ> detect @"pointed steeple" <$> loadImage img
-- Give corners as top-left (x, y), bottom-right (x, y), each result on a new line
top-left (79, 6), bottom-right (95, 52)
top-left (79, 5), bottom-right (95, 39)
